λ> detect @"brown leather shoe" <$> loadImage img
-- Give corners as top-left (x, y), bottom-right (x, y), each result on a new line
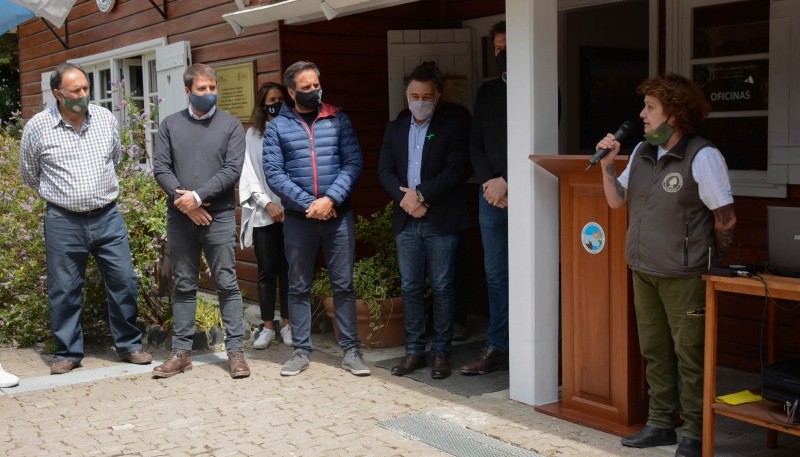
top-left (391, 354), bottom-right (426, 376)
top-left (228, 351), bottom-right (250, 379)
top-left (50, 359), bottom-right (78, 375)
top-left (431, 353), bottom-right (451, 379)
top-left (152, 350), bottom-right (192, 378)
top-left (120, 350), bottom-right (153, 365)
top-left (460, 346), bottom-right (509, 375)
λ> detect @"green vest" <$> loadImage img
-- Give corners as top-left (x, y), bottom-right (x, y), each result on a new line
top-left (626, 135), bottom-right (716, 277)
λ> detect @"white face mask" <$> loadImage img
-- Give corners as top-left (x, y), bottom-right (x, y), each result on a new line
top-left (408, 99), bottom-right (435, 121)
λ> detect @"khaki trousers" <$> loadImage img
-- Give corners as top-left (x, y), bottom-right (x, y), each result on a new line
top-left (632, 270), bottom-right (706, 440)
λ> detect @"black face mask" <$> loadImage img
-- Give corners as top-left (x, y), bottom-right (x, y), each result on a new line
top-left (495, 49), bottom-right (507, 73)
top-left (265, 102), bottom-right (282, 117)
top-left (294, 89), bottom-right (321, 110)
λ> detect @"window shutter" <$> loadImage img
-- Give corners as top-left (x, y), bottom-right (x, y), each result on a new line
top-left (40, 71), bottom-right (56, 112)
top-left (770, 0), bottom-right (800, 185)
top-left (155, 41), bottom-right (192, 120)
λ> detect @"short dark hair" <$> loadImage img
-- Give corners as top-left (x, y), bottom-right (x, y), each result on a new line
top-left (250, 82), bottom-right (289, 136)
top-left (183, 63), bottom-right (216, 89)
top-left (283, 61), bottom-right (320, 90)
top-left (490, 21), bottom-right (506, 40)
top-left (406, 62), bottom-right (445, 92)
top-left (50, 62), bottom-right (88, 92)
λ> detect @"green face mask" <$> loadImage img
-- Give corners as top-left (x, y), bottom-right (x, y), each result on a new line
top-left (63, 95), bottom-right (90, 115)
top-left (643, 121), bottom-right (674, 146)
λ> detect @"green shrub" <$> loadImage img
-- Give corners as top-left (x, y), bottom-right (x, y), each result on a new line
top-left (311, 202), bottom-right (401, 327)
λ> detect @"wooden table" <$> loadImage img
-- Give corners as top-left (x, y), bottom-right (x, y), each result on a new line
top-left (703, 274), bottom-right (800, 456)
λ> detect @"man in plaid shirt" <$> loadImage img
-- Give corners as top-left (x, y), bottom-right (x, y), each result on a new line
top-left (20, 62), bottom-right (151, 375)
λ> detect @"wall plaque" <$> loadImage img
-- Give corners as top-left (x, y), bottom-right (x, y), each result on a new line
top-left (215, 61), bottom-right (255, 121)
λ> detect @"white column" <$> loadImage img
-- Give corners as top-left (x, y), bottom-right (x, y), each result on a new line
top-left (507, 0), bottom-right (560, 405)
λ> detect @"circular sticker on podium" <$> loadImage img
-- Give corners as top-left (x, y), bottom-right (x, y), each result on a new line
top-left (581, 222), bottom-right (605, 254)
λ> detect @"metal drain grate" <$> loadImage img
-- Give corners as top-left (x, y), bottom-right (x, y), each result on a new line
top-left (378, 413), bottom-right (543, 457)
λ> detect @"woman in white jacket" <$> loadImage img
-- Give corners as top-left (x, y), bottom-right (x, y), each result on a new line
top-left (240, 82), bottom-right (291, 348)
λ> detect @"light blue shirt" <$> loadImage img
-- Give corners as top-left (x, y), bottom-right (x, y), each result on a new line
top-left (407, 117), bottom-right (431, 190)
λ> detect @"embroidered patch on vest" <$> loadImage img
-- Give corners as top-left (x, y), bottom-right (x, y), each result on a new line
top-left (581, 222), bottom-right (605, 254)
top-left (662, 173), bottom-right (683, 193)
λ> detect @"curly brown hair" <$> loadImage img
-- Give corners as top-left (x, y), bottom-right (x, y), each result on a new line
top-left (637, 73), bottom-right (710, 136)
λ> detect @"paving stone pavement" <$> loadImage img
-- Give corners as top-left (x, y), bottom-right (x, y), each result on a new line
top-left (1, 335), bottom-right (798, 457)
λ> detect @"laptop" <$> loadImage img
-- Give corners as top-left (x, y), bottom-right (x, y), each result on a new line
top-left (767, 206), bottom-right (800, 278)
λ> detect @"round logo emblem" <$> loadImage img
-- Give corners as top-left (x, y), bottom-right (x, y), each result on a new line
top-left (581, 222), bottom-right (605, 254)
top-left (96, 0), bottom-right (115, 13)
top-left (662, 172), bottom-right (683, 192)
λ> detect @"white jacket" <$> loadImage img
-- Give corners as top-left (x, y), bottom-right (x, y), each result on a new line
top-left (239, 127), bottom-right (282, 249)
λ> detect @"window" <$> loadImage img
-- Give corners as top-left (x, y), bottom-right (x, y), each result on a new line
top-left (45, 38), bottom-right (191, 166)
top-left (675, 0), bottom-right (781, 197)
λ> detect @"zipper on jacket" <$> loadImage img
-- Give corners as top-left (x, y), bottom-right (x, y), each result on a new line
top-left (297, 111), bottom-right (320, 197)
top-left (683, 222), bottom-right (689, 267)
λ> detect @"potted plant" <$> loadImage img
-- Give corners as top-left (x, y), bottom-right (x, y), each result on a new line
top-left (311, 202), bottom-right (405, 347)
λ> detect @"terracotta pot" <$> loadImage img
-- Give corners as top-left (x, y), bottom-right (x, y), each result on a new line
top-left (322, 296), bottom-right (405, 348)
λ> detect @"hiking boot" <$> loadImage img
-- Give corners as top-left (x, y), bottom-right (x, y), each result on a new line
top-left (50, 359), bottom-right (79, 375)
top-left (460, 346), bottom-right (508, 375)
top-left (228, 351), bottom-right (250, 379)
top-left (342, 348), bottom-right (371, 376)
top-left (280, 350), bottom-right (309, 376)
top-left (119, 350), bottom-right (153, 364)
top-left (280, 324), bottom-right (293, 346)
top-left (253, 328), bottom-right (275, 349)
top-left (152, 350), bottom-right (192, 378)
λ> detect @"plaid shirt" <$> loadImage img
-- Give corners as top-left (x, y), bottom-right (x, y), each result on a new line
top-left (20, 104), bottom-right (122, 212)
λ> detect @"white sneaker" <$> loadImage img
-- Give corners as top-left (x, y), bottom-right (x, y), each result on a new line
top-left (0, 364), bottom-right (19, 388)
top-left (280, 324), bottom-right (293, 346)
top-left (253, 328), bottom-right (275, 349)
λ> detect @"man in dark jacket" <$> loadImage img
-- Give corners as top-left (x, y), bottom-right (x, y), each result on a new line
top-left (263, 61), bottom-right (368, 377)
top-left (378, 64), bottom-right (470, 380)
top-left (461, 21), bottom-right (511, 376)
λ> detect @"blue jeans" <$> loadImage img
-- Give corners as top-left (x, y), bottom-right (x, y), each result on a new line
top-left (283, 209), bottom-right (359, 353)
top-left (167, 210), bottom-right (245, 352)
top-left (478, 190), bottom-right (509, 353)
top-left (396, 219), bottom-right (458, 356)
top-left (44, 203), bottom-right (142, 364)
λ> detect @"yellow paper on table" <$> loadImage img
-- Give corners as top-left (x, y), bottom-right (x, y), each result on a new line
top-left (716, 390), bottom-right (762, 405)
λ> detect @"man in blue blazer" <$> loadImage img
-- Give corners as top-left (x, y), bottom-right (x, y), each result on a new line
top-left (378, 63), bottom-right (470, 379)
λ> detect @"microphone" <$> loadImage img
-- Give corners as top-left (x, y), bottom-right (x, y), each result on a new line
top-left (585, 121), bottom-right (636, 171)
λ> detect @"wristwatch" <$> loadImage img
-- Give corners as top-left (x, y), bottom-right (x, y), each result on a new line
top-left (415, 189), bottom-right (425, 203)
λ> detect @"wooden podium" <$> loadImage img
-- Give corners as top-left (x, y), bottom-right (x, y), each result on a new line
top-left (531, 155), bottom-right (647, 436)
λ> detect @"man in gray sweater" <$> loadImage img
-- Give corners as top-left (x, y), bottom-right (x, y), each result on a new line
top-left (153, 63), bottom-right (249, 379)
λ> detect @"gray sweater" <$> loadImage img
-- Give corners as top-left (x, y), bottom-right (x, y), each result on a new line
top-left (154, 109), bottom-right (245, 215)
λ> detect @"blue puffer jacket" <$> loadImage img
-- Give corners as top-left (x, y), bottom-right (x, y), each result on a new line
top-left (263, 102), bottom-right (363, 213)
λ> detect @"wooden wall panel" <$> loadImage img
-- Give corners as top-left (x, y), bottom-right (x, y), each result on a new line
top-left (716, 187), bottom-right (800, 370)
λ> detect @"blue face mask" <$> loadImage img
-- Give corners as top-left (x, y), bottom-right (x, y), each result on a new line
top-left (190, 92), bottom-right (217, 113)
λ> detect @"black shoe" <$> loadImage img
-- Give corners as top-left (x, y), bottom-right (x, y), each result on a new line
top-left (391, 354), bottom-right (426, 376)
top-left (675, 437), bottom-right (701, 457)
top-left (620, 425), bottom-right (677, 448)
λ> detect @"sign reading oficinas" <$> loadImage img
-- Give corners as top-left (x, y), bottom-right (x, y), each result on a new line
top-left (215, 61), bottom-right (255, 122)
top-left (693, 60), bottom-right (768, 112)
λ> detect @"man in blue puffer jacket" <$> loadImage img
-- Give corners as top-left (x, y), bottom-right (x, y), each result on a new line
top-left (263, 61), bottom-right (368, 377)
